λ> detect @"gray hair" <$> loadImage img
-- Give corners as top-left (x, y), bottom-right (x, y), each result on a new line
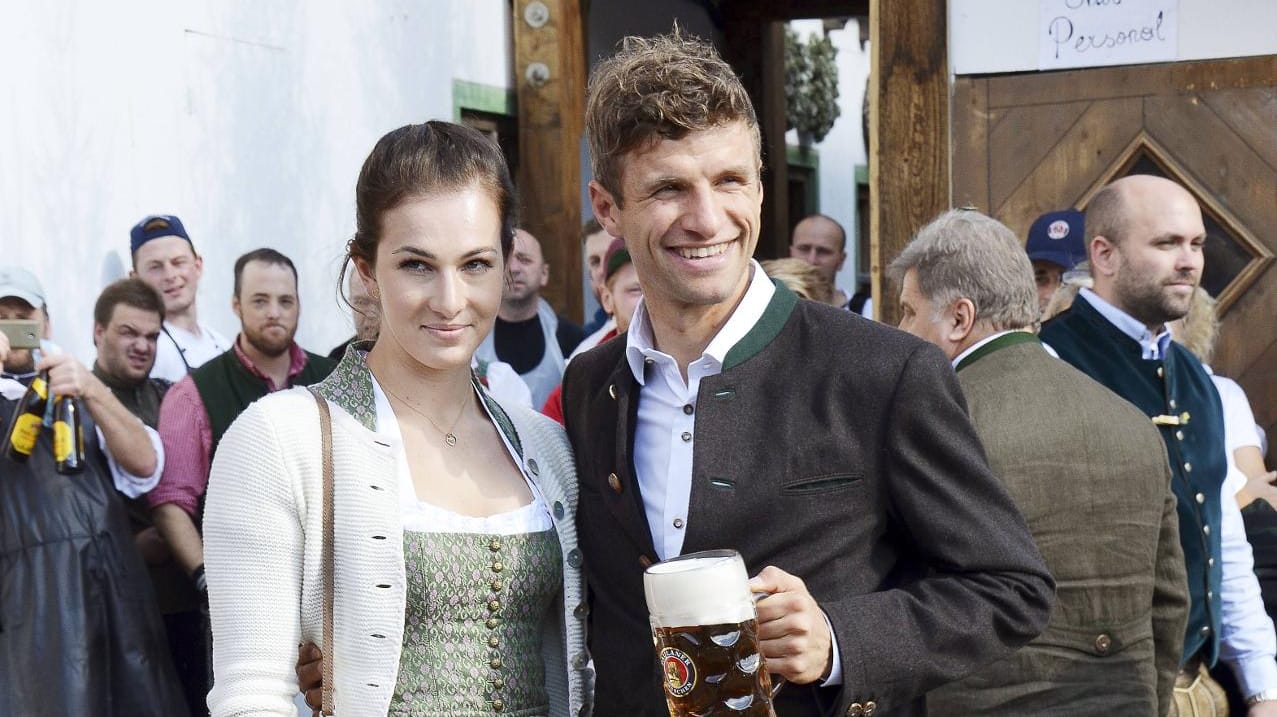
top-left (887, 209), bottom-right (1039, 331)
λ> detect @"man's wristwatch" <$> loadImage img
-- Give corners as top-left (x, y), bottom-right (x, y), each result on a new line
top-left (1246, 688), bottom-right (1277, 706)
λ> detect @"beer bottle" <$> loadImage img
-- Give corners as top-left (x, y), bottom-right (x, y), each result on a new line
top-left (3, 370), bottom-right (49, 463)
top-left (53, 396), bottom-right (85, 475)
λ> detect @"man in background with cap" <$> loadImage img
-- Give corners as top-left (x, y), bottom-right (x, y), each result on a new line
top-left (0, 266), bottom-right (187, 715)
top-left (1025, 208), bottom-right (1086, 316)
top-left (130, 214), bottom-right (231, 381)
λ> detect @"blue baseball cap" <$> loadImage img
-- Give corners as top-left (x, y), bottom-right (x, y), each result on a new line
top-left (1026, 209), bottom-right (1085, 271)
top-left (130, 214), bottom-right (193, 255)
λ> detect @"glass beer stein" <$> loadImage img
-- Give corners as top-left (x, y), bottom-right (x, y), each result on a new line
top-left (643, 549), bottom-right (780, 717)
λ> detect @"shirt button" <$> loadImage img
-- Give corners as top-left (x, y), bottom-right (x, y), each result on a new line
top-left (673, 518), bottom-right (685, 529)
top-left (682, 404), bottom-right (694, 415)
top-left (1196, 493), bottom-right (1205, 504)
top-left (681, 431), bottom-right (692, 442)
top-left (644, 357), bottom-right (655, 366)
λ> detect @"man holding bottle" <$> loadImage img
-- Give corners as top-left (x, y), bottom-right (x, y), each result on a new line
top-left (0, 265), bottom-right (187, 716)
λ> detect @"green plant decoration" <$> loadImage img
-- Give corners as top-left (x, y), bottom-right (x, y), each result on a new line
top-left (785, 27), bottom-right (841, 146)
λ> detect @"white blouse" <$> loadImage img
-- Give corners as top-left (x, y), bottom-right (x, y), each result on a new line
top-left (369, 375), bottom-right (553, 535)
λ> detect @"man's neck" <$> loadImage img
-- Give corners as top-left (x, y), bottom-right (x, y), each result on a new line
top-left (499, 296), bottom-right (540, 323)
top-left (950, 326), bottom-right (998, 362)
top-left (91, 362), bottom-right (143, 392)
top-left (237, 335), bottom-right (292, 388)
top-left (166, 307), bottom-right (200, 334)
top-left (646, 286), bottom-right (749, 378)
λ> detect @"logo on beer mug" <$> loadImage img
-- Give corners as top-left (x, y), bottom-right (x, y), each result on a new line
top-left (661, 647), bottom-right (697, 697)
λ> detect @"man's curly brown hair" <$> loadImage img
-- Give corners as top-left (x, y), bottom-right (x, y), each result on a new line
top-left (585, 30), bottom-right (760, 206)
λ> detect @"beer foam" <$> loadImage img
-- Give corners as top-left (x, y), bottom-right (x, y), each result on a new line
top-left (644, 550), bottom-right (757, 627)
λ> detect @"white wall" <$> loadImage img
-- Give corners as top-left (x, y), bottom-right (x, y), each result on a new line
top-left (0, 0), bottom-right (514, 364)
top-left (952, 0), bottom-right (1277, 75)
top-left (785, 19), bottom-right (871, 295)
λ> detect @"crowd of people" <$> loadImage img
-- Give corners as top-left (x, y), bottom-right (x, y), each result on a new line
top-left (1, 27), bottom-right (1274, 717)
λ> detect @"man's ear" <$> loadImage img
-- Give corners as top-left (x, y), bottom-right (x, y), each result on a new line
top-left (589, 180), bottom-right (622, 238)
top-left (92, 322), bottom-right (106, 348)
top-left (1090, 236), bottom-right (1118, 278)
top-left (947, 297), bottom-right (977, 344)
top-left (231, 294), bottom-right (242, 321)
top-left (599, 283), bottom-right (616, 317)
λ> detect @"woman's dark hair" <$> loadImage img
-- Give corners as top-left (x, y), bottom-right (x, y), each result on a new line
top-left (343, 122), bottom-right (517, 292)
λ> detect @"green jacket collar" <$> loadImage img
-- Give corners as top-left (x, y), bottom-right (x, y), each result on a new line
top-left (722, 280), bottom-right (799, 371)
top-left (954, 331), bottom-right (1040, 373)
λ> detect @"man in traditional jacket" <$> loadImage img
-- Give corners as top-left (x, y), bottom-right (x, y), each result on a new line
top-left (0, 266), bottom-right (186, 716)
top-left (149, 248), bottom-right (334, 706)
top-left (1041, 175), bottom-right (1277, 714)
top-left (559, 32), bottom-right (1054, 717)
top-left (891, 209), bottom-right (1188, 715)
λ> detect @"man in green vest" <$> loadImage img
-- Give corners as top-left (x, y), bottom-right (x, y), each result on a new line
top-left (148, 248), bottom-right (334, 700)
top-left (890, 208), bottom-right (1188, 715)
top-left (1041, 175), bottom-right (1277, 715)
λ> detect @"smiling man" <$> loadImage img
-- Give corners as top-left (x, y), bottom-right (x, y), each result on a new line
top-left (1041, 175), bottom-right (1277, 715)
top-left (560, 31), bottom-right (1054, 717)
top-left (148, 248), bottom-right (333, 707)
top-left (130, 214), bottom-right (232, 381)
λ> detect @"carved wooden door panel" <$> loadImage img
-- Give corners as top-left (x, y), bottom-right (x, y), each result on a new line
top-left (952, 55), bottom-right (1277, 439)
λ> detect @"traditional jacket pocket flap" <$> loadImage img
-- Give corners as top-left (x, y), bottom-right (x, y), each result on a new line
top-left (781, 473), bottom-right (863, 495)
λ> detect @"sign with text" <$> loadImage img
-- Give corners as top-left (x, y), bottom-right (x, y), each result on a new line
top-left (1039, 0), bottom-right (1179, 70)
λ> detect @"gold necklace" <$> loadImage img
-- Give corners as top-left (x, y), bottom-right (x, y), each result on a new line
top-left (379, 381), bottom-right (468, 447)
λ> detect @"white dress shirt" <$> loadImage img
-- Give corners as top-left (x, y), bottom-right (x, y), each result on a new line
top-left (624, 261), bottom-right (843, 685)
top-left (1075, 290), bottom-right (1277, 696)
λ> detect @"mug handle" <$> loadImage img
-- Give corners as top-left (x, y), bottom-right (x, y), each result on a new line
top-left (752, 592), bottom-right (787, 698)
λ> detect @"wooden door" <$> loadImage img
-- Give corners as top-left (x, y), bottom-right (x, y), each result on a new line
top-left (952, 55), bottom-right (1277, 441)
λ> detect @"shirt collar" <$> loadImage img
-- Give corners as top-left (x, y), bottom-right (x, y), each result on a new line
top-left (1077, 288), bottom-right (1172, 359)
top-left (232, 335), bottom-right (309, 389)
top-left (625, 260), bottom-right (776, 385)
top-left (951, 330), bottom-right (1020, 368)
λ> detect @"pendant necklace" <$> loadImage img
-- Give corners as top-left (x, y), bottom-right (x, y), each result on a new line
top-left (380, 382), bottom-right (468, 447)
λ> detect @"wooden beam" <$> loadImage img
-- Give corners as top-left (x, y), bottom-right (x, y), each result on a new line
top-left (514, 0), bottom-right (586, 321)
top-left (869, 0), bottom-right (949, 325)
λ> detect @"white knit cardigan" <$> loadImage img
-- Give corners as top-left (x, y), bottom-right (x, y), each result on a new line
top-left (202, 383), bottom-right (592, 716)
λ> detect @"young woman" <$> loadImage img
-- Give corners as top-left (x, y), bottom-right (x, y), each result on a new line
top-left (202, 121), bottom-right (590, 716)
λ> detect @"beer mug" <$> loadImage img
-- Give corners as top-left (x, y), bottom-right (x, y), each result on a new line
top-left (643, 549), bottom-right (780, 717)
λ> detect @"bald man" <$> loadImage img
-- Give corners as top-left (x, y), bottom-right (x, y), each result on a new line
top-left (789, 214), bottom-right (850, 308)
top-left (1042, 175), bottom-right (1277, 715)
top-left (475, 228), bottom-right (584, 407)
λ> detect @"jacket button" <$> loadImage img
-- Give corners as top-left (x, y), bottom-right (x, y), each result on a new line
top-left (572, 652), bottom-right (589, 669)
top-left (486, 618), bottom-right (499, 629)
top-left (491, 561), bottom-right (504, 573)
top-left (489, 538), bottom-right (503, 552)
top-left (639, 555), bottom-right (653, 568)
top-left (491, 699), bottom-right (504, 712)
top-left (1203, 525), bottom-right (1211, 536)
top-left (491, 579), bottom-right (503, 592)
top-left (1176, 430), bottom-right (1184, 441)
top-left (1157, 366), bottom-right (1164, 378)
top-left (847, 703), bottom-right (865, 717)
top-left (1169, 398), bottom-right (1177, 409)
top-left (553, 501), bottom-right (565, 520)
top-left (608, 473), bottom-right (622, 493)
top-left (1183, 462), bottom-right (1192, 473)
top-left (608, 384), bottom-right (617, 400)
top-left (1200, 625), bottom-right (1212, 638)
top-left (488, 600), bottom-right (502, 612)
top-left (526, 458), bottom-right (539, 476)
top-left (864, 702), bottom-right (877, 716)
top-left (1196, 493), bottom-right (1205, 504)
top-left (490, 657), bottom-right (503, 670)
top-left (1094, 634), bottom-right (1112, 654)
top-left (567, 549), bottom-right (583, 568)
top-left (573, 602), bottom-right (588, 619)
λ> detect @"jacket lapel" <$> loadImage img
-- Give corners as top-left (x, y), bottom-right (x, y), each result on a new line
top-left (602, 359), bottom-right (658, 558)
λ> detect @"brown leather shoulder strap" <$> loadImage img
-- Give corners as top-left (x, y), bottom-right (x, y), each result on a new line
top-left (307, 387), bottom-right (336, 715)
